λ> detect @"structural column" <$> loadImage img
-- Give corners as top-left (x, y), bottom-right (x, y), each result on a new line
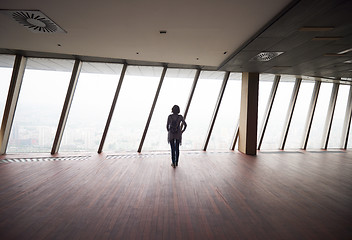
top-left (0, 55), bottom-right (27, 154)
top-left (238, 72), bottom-right (259, 155)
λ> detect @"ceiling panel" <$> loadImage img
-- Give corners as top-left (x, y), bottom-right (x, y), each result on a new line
top-left (220, 0), bottom-right (352, 81)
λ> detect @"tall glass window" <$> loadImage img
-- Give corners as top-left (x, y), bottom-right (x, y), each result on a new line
top-left (285, 81), bottom-right (315, 149)
top-left (257, 74), bottom-right (275, 142)
top-left (0, 55), bottom-right (15, 124)
top-left (347, 86), bottom-right (352, 149)
top-left (207, 73), bottom-right (241, 150)
top-left (143, 69), bottom-right (195, 151)
top-left (307, 82), bottom-right (333, 149)
top-left (60, 62), bottom-right (123, 152)
top-left (7, 58), bottom-right (73, 153)
top-left (182, 71), bottom-right (224, 150)
top-left (329, 84), bottom-right (350, 148)
top-left (260, 76), bottom-right (295, 150)
top-left (349, 115), bottom-right (352, 149)
top-left (104, 66), bottom-right (162, 152)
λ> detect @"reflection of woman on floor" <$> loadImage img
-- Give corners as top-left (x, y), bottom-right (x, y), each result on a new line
top-left (166, 105), bottom-right (187, 168)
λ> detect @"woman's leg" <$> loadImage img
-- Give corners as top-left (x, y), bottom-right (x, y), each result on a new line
top-left (175, 139), bottom-right (180, 166)
top-left (170, 139), bottom-right (176, 166)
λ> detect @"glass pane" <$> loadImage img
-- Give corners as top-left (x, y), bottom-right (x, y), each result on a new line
top-left (0, 55), bottom-right (15, 124)
top-left (208, 73), bottom-right (241, 150)
top-left (329, 84), bottom-right (350, 148)
top-left (349, 108), bottom-right (352, 149)
top-left (307, 82), bottom-right (333, 149)
top-left (60, 62), bottom-right (123, 152)
top-left (182, 71), bottom-right (224, 150)
top-left (7, 58), bottom-right (74, 153)
top-left (104, 66), bottom-right (162, 152)
top-left (285, 81), bottom-right (315, 149)
top-left (143, 69), bottom-right (195, 151)
top-left (258, 74), bottom-right (275, 141)
top-left (260, 76), bottom-right (295, 150)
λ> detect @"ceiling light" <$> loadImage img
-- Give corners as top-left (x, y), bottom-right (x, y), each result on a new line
top-left (338, 48), bottom-right (352, 55)
top-left (1, 10), bottom-right (66, 33)
top-left (272, 66), bottom-right (291, 69)
top-left (250, 52), bottom-right (284, 62)
top-left (324, 53), bottom-right (346, 56)
top-left (299, 26), bottom-right (334, 31)
top-left (312, 37), bottom-right (342, 41)
top-left (344, 60), bottom-right (352, 64)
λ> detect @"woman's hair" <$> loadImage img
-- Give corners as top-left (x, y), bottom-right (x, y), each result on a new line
top-left (172, 105), bottom-right (180, 114)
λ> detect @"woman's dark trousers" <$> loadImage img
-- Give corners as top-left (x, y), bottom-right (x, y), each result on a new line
top-left (170, 139), bottom-right (180, 166)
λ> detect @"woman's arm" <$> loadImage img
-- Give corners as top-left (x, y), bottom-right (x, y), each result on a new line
top-left (166, 115), bottom-right (170, 131)
top-left (181, 116), bottom-right (187, 133)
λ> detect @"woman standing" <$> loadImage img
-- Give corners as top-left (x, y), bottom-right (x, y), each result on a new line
top-left (166, 105), bottom-right (187, 168)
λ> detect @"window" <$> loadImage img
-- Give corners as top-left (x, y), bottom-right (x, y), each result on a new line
top-left (329, 84), bottom-right (350, 148)
top-left (60, 62), bottom-right (123, 152)
top-left (207, 73), bottom-right (241, 150)
top-left (143, 69), bottom-right (195, 151)
top-left (285, 81), bottom-right (315, 149)
top-left (7, 58), bottom-right (73, 153)
top-left (260, 76), bottom-right (295, 150)
top-left (348, 117), bottom-right (352, 149)
top-left (182, 71), bottom-right (224, 150)
top-left (0, 55), bottom-right (15, 124)
top-left (104, 66), bottom-right (163, 152)
top-left (307, 82), bottom-right (333, 149)
top-left (257, 74), bottom-right (275, 142)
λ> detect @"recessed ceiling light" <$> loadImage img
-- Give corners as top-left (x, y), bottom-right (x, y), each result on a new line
top-left (312, 37), bottom-right (342, 41)
top-left (324, 53), bottom-right (346, 56)
top-left (338, 48), bottom-right (352, 55)
top-left (299, 26), bottom-right (334, 31)
top-left (250, 52), bottom-right (284, 62)
top-left (272, 66), bottom-right (291, 68)
top-left (1, 10), bottom-right (66, 33)
top-left (344, 60), bottom-right (352, 64)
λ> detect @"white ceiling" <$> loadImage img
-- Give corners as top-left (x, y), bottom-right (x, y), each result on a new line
top-left (0, 0), bottom-right (292, 67)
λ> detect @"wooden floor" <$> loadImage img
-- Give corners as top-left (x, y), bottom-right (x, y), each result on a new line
top-left (0, 150), bottom-right (351, 240)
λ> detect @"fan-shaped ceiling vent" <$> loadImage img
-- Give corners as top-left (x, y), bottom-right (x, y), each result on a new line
top-left (250, 51), bottom-right (284, 62)
top-left (2, 10), bottom-right (66, 33)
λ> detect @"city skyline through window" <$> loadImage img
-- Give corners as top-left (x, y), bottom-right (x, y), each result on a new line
top-left (60, 62), bottom-right (123, 152)
top-left (7, 58), bottom-right (74, 153)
